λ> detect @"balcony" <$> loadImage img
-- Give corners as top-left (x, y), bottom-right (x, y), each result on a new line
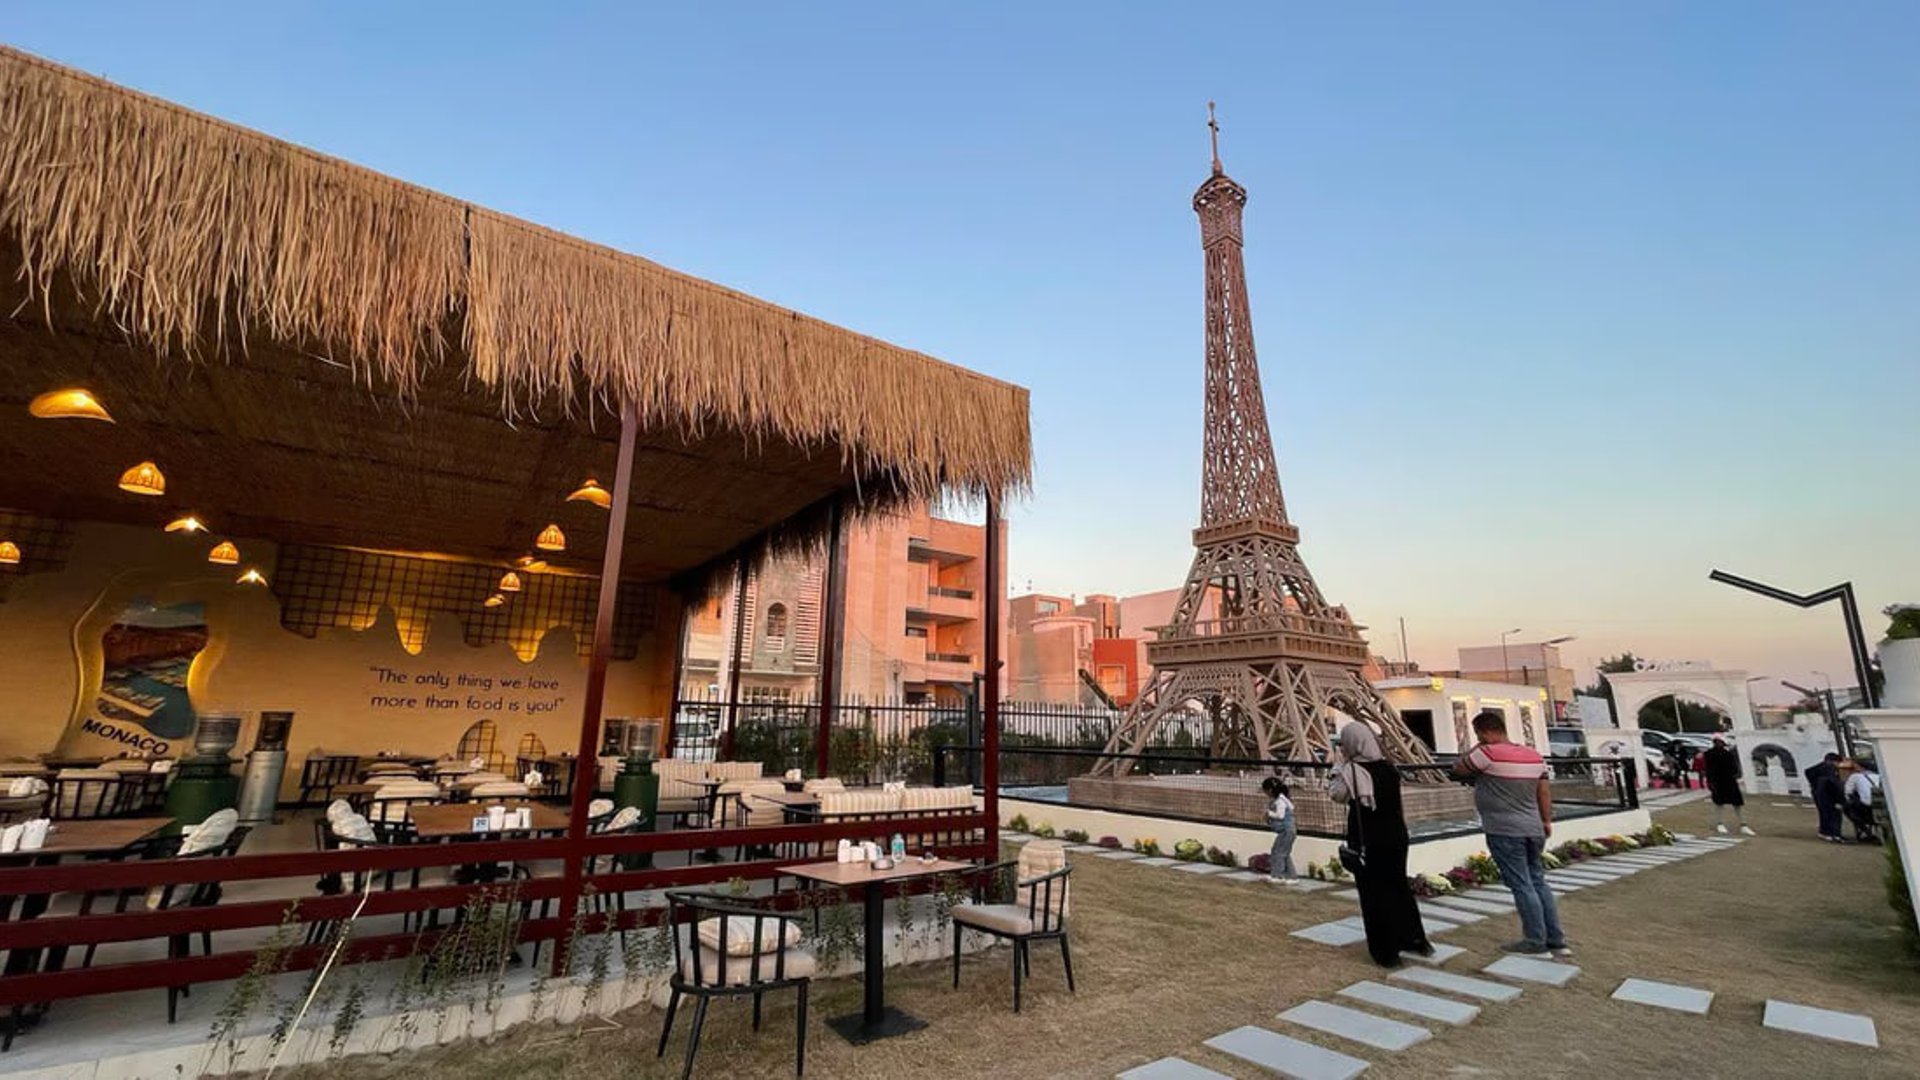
top-left (925, 652), bottom-right (976, 684)
top-left (923, 585), bottom-right (975, 622)
top-left (1143, 613), bottom-right (1370, 667)
top-left (907, 534), bottom-right (976, 567)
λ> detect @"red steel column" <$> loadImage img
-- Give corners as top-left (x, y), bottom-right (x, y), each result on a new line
top-left (815, 500), bottom-right (847, 778)
top-left (555, 406), bottom-right (639, 975)
top-left (982, 494), bottom-right (1002, 847)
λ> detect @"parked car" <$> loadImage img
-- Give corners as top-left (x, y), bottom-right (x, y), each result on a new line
top-left (1546, 727), bottom-right (1588, 758)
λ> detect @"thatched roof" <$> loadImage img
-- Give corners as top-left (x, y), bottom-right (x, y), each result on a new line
top-left (0, 47), bottom-right (1029, 592)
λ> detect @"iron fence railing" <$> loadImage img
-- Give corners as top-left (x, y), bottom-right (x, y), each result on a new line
top-left (931, 745), bottom-right (1639, 841)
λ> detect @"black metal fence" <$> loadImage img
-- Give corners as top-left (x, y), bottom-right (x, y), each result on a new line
top-left (669, 693), bottom-right (1212, 787)
top-left (930, 744), bottom-right (1640, 841)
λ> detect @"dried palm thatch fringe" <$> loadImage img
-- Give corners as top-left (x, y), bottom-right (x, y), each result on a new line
top-left (0, 46), bottom-right (1030, 505)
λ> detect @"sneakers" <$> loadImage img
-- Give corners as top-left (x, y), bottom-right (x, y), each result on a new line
top-left (1547, 942), bottom-right (1574, 959)
top-left (1715, 824), bottom-right (1729, 835)
top-left (1739, 825), bottom-right (1756, 836)
top-left (1501, 940), bottom-right (1550, 956)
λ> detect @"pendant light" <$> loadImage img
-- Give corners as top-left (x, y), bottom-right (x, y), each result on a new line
top-left (207, 541), bottom-right (240, 566)
top-left (236, 568), bottom-right (268, 586)
top-left (498, 571), bottom-right (523, 593)
top-left (165, 516), bottom-right (208, 534)
top-left (483, 594), bottom-right (507, 609)
top-left (0, 541), bottom-right (19, 566)
top-left (118, 461), bottom-right (166, 497)
top-left (535, 524), bottom-right (567, 552)
top-left (29, 389), bottom-right (113, 422)
top-left (567, 478), bottom-right (612, 509)
top-left (514, 556), bottom-right (548, 573)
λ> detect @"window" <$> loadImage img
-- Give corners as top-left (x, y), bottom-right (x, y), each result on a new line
top-left (764, 603), bottom-right (789, 648)
top-left (1097, 664), bottom-right (1127, 698)
top-left (1518, 703), bottom-right (1538, 749)
top-left (1036, 599), bottom-right (1060, 615)
top-left (1450, 699), bottom-right (1471, 752)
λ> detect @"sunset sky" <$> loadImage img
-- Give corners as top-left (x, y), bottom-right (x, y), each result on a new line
top-left (8, 2), bottom-right (1914, 698)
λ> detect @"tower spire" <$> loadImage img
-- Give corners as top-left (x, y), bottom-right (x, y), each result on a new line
top-left (1207, 100), bottom-right (1222, 175)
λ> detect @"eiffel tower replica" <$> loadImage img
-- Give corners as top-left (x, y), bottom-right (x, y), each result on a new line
top-left (1092, 108), bottom-right (1433, 774)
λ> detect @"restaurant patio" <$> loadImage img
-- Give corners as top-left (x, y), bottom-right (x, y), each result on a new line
top-left (0, 44), bottom-right (1030, 1072)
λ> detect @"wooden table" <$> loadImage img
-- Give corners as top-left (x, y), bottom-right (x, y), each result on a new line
top-left (781, 858), bottom-right (973, 1043)
top-left (408, 802), bottom-right (569, 840)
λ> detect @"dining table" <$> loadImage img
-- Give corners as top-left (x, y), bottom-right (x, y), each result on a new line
top-left (780, 857), bottom-right (973, 1043)
top-left (0, 816), bottom-right (175, 1042)
top-left (407, 801), bottom-right (569, 840)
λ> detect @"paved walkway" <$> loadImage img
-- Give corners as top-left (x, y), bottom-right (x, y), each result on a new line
top-left (1114, 834), bottom-right (1881, 1077)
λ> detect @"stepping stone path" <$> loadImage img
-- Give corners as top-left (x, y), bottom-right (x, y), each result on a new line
top-left (1172, 862), bottom-right (1233, 874)
top-left (1135, 857), bottom-right (1178, 867)
top-left (1221, 870), bottom-right (1269, 883)
top-left (1119, 1059), bottom-right (1234, 1080)
top-left (1417, 901), bottom-right (1483, 925)
top-left (1390, 967), bottom-right (1523, 1003)
top-left (1423, 896), bottom-right (1511, 916)
top-left (1481, 955), bottom-right (1580, 987)
top-left (1461, 888), bottom-right (1517, 907)
top-left (1764, 1000), bottom-right (1879, 1048)
top-left (1291, 922), bottom-right (1369, 947)
top-left (1278, 999), bottom-right (1432, 1051)
top-left (1613, 977), bottom-right (1714, 1015)
top-left (1339, 980), bottom-right (1481, 1026)
top-left (1097, 849), bottom-right (1143, 860)
top-left (1401, 943), bottom-right (1465, 966)
top-left (1204, 1025), bottom-right (1369, 1080)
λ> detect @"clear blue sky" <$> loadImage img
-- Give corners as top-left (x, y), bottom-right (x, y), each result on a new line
top-left (7, 3), bottom-right (1916, 698)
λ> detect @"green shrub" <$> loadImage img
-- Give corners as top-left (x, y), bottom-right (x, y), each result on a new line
top-left (1889, 834), bottom-right (1919, 959)
top-left (1464, 852), bottom-right (1501, 884)
top-left (1205, 846), bottom-right (1237, 867)
top-left (1131, 837), bottom-right (1161, 857)
top-left (1031, 822), bottom-right (1057, 839)
top-left (1009, 813), bottom-right (1031, 833)
top-left (1062, 828), bottom-right (1090, 844)
top-left (1173, 839), bottom-right (1206, 862)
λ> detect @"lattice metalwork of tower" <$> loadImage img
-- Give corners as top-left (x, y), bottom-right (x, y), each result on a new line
top-left (1090, 111), bottom-right (1434, 774)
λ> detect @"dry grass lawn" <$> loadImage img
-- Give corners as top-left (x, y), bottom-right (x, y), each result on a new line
top-left (296, 799), bottom-right (1919, 1079)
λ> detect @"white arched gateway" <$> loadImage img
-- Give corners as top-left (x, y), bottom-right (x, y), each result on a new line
top-left (1603, 661), bottom-right (1756, 733)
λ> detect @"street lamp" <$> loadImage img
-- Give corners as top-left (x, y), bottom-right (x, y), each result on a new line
top-left (1499, 628), bottom-right (1522, 683)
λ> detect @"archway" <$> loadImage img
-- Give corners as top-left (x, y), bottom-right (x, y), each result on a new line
top-left (1602, 663), bottom-right (1757, 733)
top-left (1749, 743), bottom-right (1798, 786)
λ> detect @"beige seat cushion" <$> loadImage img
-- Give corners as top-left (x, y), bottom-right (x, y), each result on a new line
top-left (1018, 840), bottom-right (1070, 918)
top-left (101, 758), bottom-right (155, 774)
top-left (680, 946), bottom-right (814, 987)
top-left (708, 761), bottom-right (764, 782)
top-left (696, 917), bottom-right (804, 956)
top-left (952, 903), bottom-right (1035, 936)
top-left (653, 759), bottom-right (712, 803)
top-left (720, 780), bottom-right (787, 827)
top-left (469, 780), bottom-right (530, 798)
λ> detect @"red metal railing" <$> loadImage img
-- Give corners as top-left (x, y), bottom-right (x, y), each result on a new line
top-left (0, 812), bottom-right (991, 1011)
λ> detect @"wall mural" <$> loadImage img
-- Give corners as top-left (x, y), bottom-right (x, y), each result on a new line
top-left (80, 599), bottom-right (208, 754)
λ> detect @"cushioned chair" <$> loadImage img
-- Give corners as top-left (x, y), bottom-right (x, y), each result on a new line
top-left (799, 778), bottom-right (844, 795)
top-left (951, 840), bottom-right (1074, 1012)
top-left (50, 769), bottom-right (123, 820)
top-left (150, 810), bottom-right (249, 1023)
top-left (658, 890), bottom-right (811, 1079)
top-left (653, 760), bottom-right (717, 826)
top-left (468, 780), bottom-right (531, 799)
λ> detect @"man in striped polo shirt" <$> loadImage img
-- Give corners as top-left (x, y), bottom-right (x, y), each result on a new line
top-left (1452, 711), bottom-right (1569, 958)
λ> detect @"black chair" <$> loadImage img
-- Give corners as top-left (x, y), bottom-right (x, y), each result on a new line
top-left (297, 754), bottom-right (360, 806)
top-left (50, 775), bottom-right (123, 820)
top-left (951, 859), bottom-right (1074, 1013)
top-left (659, 890), bottom-right (810, 1080)
top-left (154, 827), bottom-right (253, 1024)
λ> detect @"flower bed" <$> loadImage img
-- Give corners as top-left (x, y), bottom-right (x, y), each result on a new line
top-left (1406, 824), bottom-right (1677, 896)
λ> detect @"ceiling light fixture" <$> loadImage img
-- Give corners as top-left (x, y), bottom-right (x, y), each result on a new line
top-left (207, 541), bottom-right (240, 566)
top-left (535, 524), bottom-right (566, 552)
top-left (28, 389), bottom-right (113, 422)
top-left (118, 461), bottom-right (166, 497)
top-left (483, 594), bottom-right (507, 608)
top-left (164, 516), bottom-right (208, 534)
top-left (0, 541), bottom-right (19, 566)
top-left (514, 556), bottom-right (548, 572)
top-left (498, 571), bottom-right (523, 593)
top-left (567, 478), bottom-right (612, 509)
top-left (236, 568), bottom-right (268, 586)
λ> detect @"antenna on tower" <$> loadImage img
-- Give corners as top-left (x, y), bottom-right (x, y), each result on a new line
top-left (1207, 101), bottom-right (1222, 175)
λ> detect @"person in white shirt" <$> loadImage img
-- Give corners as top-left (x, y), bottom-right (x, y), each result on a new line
top-left (1262, 776), bottom-right (1297, 881)
top-left (1841, 761), bottom-right (1881, 844)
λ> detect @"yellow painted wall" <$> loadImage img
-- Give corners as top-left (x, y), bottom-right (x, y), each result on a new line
top-left (0, 523), bottom-right (680, 795)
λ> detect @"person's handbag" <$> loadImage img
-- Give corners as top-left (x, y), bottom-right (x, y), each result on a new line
top-left (1337, 840), bottom-right (1366, 876)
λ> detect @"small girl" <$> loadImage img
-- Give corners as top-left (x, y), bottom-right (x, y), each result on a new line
top-left (1262, 776), bottom-right (1297, 881)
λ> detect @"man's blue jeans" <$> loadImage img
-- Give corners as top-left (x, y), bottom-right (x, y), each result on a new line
top-left (1486, 834), bottom-right (1564, 948)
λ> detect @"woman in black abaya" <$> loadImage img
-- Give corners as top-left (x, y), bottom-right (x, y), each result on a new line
top-left (1329, 721), bottom-right (1432, 967)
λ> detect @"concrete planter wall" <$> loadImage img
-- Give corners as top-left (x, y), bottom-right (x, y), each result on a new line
top-left (1879, 637), bottom-right (1920, 708)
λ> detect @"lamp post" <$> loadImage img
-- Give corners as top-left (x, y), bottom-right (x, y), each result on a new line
top-left (1500, 627), bottom-right (1522, 683)
top-left (1707, 570), bottom-right (1877, 708)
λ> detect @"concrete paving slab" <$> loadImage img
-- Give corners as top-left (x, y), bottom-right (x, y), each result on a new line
top-left (1118, 1057), bottom-right (1236, 1080)
top-left (1424, 896), bottom-right (1512, 916)
top-left (1203, 1026), bottom-right (1370, 1080)
top-left (1482, 955), bottom-right (1580, 986)
top-left (1172, 862), bottom-right (1233, 874)
top-left (1400, 943), bottom-right (1466, 966)
top-left (1763, 1000), bottom-right (1878, 1048)
top-left (1278, 1000), bottom-right (1432, 1052)
top-left (1390, 967), bottom-right (1523, 1003)
top-left (1417, 902), bottom-right (1484, 924)
top-left (1136, 857), bottom-right (1178, 867)
top-left (1339, 980), bottom-right (1481, 1026)
top-left (1292, 922), bottom-right (1369, 947)
top-left (1096, 849), bottom-right (1144, 859)
top-left (1612, 978), bottom-right (1714, 1015)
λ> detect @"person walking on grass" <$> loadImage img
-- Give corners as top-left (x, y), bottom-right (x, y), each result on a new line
top-left (1806, 752), bottom-right (1846, 842)
top-left (1329, 722), bottom-right (1433, 968)
top-left (1262, 776), bottom-right (1297, 881)
top-left (1702, 733), bottom-right (1755, 836)
top-left (1452, 711), bottom-right (1569, 959)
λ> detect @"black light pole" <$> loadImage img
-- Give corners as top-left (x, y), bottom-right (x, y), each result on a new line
top-left (1783, 678), bottom-right (1852, 759)
top-left (1707, 570), bottom-right (1878, 708)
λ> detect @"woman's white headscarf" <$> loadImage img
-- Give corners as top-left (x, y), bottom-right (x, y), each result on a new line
top-left (1327, 721), bottom-right (1384, 810)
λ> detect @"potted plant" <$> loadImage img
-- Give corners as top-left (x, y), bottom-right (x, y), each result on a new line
top-left (1881, 604), bottom-right (1920, 708)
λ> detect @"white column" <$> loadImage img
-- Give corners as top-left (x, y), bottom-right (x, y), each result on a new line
top-left (1855, 708), bottom-right (1920, 921)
